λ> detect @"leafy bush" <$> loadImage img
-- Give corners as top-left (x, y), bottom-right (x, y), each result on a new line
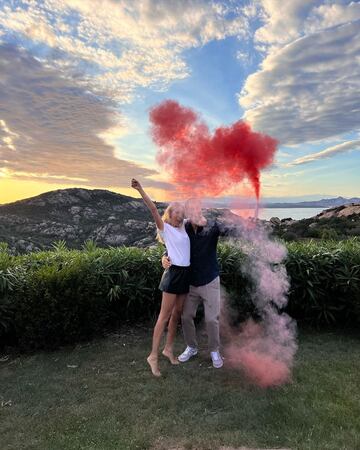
top-left (285, 239), bottom-right (360, 327)
top-left (0, 239), bottom-right (359, 351)
top-left (319, 227), bottom-right (339, 240)
top-left (0, 244), bottom-right (163, 350)
top-left (276, 215), bottom-right (360, 241)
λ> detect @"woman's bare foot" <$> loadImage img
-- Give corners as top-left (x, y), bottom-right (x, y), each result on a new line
top-left (147, 355), bottom-right (161, 377)
top-left (162, 348), bottom-right (180, 365)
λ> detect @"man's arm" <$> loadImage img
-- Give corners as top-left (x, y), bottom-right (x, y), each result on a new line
top-left (215, 219), bottom-right (239, 238)
top-left (161, 253), bottom-right (172, 269)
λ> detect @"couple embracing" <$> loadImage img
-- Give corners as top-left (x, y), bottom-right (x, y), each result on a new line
top-left (132, 179), bottom-right (231, 377)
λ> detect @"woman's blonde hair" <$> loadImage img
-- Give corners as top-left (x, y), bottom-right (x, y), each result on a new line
top-left (156, 202), bottom-right (185, 244)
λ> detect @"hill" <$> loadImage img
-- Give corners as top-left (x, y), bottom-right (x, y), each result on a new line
top-left (0, 188), bottom-right (163, 253)
top-left (316, 203), bottom-right (360, 218)
top-left (1, 188), bottom-right (359, 253)
top-left (0, 188), bottom-right (237, 253)
top-left (264, 196), bottom-right (360, 208)
top-left (208, 195), bottom-right (360, 209)
top-left (270, 203), bottom-right (360, 240)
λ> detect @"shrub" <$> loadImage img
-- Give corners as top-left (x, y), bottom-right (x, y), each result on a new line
top-left (285, 239), bottom-right (360, 327)
top-left (319, 227), bottom-right (339, 240)
top-left (0, 244), bottom-right (163, 350)
top-left (0, 239), bottom-right (359, 351)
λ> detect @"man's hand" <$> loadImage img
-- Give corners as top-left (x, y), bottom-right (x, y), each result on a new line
top-left (161, 255), bottom-right (172, 269)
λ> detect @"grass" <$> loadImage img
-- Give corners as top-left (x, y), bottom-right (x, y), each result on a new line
top-left (1, 326), bottom-right (360, 450)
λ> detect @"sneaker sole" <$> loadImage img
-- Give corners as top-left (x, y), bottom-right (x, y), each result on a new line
top-left (178, 352), bottom-right (198, 363)
top-left (212, 362), bottom-right (223, 368)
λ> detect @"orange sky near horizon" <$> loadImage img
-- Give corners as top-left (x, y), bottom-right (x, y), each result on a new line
top-left (0, 178), bottom-right (169, 205)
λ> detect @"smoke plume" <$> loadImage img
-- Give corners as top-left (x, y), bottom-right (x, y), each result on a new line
top-left (220, 216), bottom-right (297, 388)
top-left (149, 100), bottom-right (278, 200)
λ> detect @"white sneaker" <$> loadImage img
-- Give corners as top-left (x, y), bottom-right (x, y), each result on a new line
top-left (210, 351), bottom-right (223, 368)
top-left (178, 346), bottom-right (198, 363)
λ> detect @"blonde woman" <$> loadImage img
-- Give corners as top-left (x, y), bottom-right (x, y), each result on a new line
top-left (131, 179), bottom-right (190, 377)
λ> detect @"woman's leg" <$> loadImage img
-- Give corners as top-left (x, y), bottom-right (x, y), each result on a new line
top-left (147, 292), bottom-right (177, 376)
top-left (162, 293), bottom-right (187, 364)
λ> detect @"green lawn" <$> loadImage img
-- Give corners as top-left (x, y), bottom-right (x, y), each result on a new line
top-left (1, 327), bottom-right (360, 450)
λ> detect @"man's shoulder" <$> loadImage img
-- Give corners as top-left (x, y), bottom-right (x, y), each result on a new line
top-left (205, 219), bottom-right (219, 231)
top-left (184, 220), bottom-right (219, 235)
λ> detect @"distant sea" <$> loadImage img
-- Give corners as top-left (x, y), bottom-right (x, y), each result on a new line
top-left (231, 207), bottom-right (325, 221)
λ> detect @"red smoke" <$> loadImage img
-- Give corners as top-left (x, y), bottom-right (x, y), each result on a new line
top-left (149, 100), bottom-right (278, 199)
top-left (223, 319), bottom-right (292, 388)
top-left (226, 346), bottom-right (291, 388)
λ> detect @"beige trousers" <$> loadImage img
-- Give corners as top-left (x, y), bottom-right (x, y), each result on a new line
top-left (181, 276), bottom-right (220, 352)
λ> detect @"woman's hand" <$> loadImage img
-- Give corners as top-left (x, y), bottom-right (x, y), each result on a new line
top-left (131, 178), bottom-right (164, 230)
top-left (131, 178), bottom-right (142, 191)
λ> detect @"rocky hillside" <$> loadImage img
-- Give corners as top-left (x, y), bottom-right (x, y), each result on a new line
top-left (316, 203), bottom-right (360, 219)
top-left (0, 188), bottom-right (166, 253)
top-left (271, 203), bottom-right (360, 241)
top-left (0, 188), bottom-right (238, 254)
top-left (1, 188), bottom-right (359, 253)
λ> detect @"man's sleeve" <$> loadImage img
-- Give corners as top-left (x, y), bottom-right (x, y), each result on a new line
top-left (216, 220), bottom-right (238, 237)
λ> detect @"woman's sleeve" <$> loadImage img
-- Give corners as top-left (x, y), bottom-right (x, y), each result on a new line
top-left (157, 222), bottom-right (168, 240)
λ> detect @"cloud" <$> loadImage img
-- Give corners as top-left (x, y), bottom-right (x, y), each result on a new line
top-left (305, 2), bottom-right (360, 33)
top-left (287, 139), bottom-right (360, 166)
top-left (0, 0), bottom-right (249, 103)
top-left (251, 0), bottom-right (360, 48)
top-left (240, 20), bottom-right (360, 144)
top-left (253, 0), bottom-right (317, 48)
top-left (0, 44), bottom-right (170, 190)
top-left (0, 119), bottom-right (18, 151)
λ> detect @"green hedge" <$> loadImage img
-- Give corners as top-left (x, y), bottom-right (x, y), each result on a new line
top-left (218, 239), bottom-right (360, 328)
top-left (285, 240), bottom-right (360, 326)
top-left (0, 239), bottom-right (359, 351)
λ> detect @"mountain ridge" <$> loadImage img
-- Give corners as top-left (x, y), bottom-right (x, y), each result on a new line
top-left (1, 188), bottom-right (359, 254)
top-left (208, 195), bottom-right (360, 208)
top-left (0, 187), bottom-right (234, 254)
top-left (2, 191), bottom-right (359, 209)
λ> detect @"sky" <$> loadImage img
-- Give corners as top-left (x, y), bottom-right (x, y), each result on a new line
top-left (0, 0), bottom-right (359, 204)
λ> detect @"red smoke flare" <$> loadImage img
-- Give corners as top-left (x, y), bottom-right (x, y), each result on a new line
top-left (223, 319), bottom-right (293, 388)
top-left (149, 100), bottom-right (278, 199)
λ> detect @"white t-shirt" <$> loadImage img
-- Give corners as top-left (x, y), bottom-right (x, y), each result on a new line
top-left (158, 222), bottom-right (190, 267)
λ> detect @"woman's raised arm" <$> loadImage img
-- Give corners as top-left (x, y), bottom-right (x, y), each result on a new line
top-left (131, 178), bottom-right (164, 231)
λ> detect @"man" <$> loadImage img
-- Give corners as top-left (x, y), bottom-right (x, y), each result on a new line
top-left (162, 198), bottom-right (234, 369)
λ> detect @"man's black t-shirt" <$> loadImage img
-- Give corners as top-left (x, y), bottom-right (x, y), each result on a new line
top-left (185, 220), bottom-right (228, 287)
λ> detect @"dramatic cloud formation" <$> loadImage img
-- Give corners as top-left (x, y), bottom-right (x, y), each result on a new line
top-left (240, 20), bottom-right (360, 144)
top-left (287, 140), bottom-right (360, 166)
top-left (251, 0), bottom-right (360, 48)
top-left (0, 0), bottom-right (248, 103)
top-left (252, 0), bottom-right (317, 48)
top-left (0, 44), bottom-right (169, 190)
top-left (0, 1), bottom-right (359, 200)
top-left (305, 2), bottom-right (360, 33)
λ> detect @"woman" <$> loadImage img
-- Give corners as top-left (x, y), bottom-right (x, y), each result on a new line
top-left (131, 179), bottom-right (190, 377)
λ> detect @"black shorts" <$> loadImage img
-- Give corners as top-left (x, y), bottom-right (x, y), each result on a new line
top-left (159, 265), bottom-right (191, 294)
